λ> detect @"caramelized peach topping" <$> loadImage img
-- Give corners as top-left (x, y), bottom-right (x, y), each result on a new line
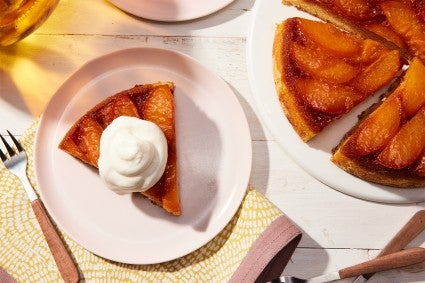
top-left (310, 0), bottom-right (425, 63)
top-left (353, 95), bottom-right (402, 156)
top-left (340, 58), bottom-right (425, 175)
top-left (377, 107), bottom-right (425, 169)
top-left (299, 18), bottom-right (361, 57)
top-left (352, 50), bottom-right (401, 94)
top-left (295, 79), bottom-right (362, 115)
top-left (400, 58), bottom-right (425, 116)
top-left (291, 43), bottom-right (359, 84)
top-left (288, 18), bottom-right (402, 117)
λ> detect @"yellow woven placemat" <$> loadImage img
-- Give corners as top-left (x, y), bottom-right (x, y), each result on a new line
top-left (0, 121), bottom-right (284, 282)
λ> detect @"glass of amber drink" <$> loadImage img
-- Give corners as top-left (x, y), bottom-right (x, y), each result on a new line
top-left (0, 0), bottom-right (59, 46)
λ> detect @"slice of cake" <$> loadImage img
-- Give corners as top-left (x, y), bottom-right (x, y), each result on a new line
top-left (59, 82), bottom-right (181, 215)
top-left (273, 17), bottom-right (403, 141)
top-left (332, 58), bottom-right (425, 188)
top-left (282, 0), bottom-right (425, 63)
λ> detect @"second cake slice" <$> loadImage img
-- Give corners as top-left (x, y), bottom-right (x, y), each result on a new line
top-left (332, 58), bottom-right (425, 188)
top-left (273, 17), bottom-right (403, 141)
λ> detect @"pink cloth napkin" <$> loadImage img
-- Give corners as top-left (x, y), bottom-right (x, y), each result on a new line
top-left (0, 268), bottom-right (17, 283)
top-left (230, 215), bottom-right (301, 282)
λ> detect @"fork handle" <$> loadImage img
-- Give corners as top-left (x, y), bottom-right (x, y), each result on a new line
top-left (31, 199), bottom-right (80, 283)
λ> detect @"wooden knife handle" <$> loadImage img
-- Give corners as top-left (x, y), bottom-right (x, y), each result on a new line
top-left (361, 210), bottom-right (425, 280)
top-left (339, 247), bottom-right (425, 279)
top-left (31, 199), bottom-right (80, 283)
top-left (379, 210), bottom-right (425, 257)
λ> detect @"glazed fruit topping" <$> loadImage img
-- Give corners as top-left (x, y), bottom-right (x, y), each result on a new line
top-left (143, 85), bottom-right (175, 143)
top-left (400, 58), bottom-right (425, 117)
top-left (352, 50), bottom-right (401, 94)
top-left (334, 0), bottom-right (376, 20)
top-left (289, 18), bottom-right (402, 117)
top-left (291, 43), bottom-right (359, 83)
top-left (343, 58), bottom-right (425, 175)
top-left (381, 1), bottom-right (425, 61)
top-left (299, 19), bottom-right (361, 57)
top-left (353, 95), bottom-right (402, 156)
top-left (295, 79), bottom-right (362, 115)
top-left (377, 107), bottom-right (425, 169)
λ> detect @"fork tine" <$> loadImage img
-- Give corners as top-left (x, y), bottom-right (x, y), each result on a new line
top-left (7, 130), bottom-right (24, 152)
top-left (0, 134), bottom-right (16, 157)
top-left (0, 148), bottom-right (6, 162)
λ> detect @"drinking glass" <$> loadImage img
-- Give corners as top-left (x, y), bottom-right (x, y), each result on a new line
top-left (0, 0), bottom-right (59, 46)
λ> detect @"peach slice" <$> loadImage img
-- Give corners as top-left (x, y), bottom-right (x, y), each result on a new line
top-left (79, 117), bottom-right (103, 165)
top-left (295, 79), bottom-right (363, 114)
top-left (334, 0), bottom-right (375, 20)
top-left (96, 95), bottom-right (139, 127)
top-left (381, 1), bottom-right (420, 37)
top-left (354, 95), bottom-right (402, 156)
top-left (364, 23), bottom-right (407, 50)
top-left (381, 1), bottom-right (425, 60)
top-left (358, 39), bottom-right (386, 64)
top-left (143, 84), bottom-right (175, 143)
top-left (400, 58), bottom-right (425, 117)
top-left (377, 107), bottom-right (425, 169)
top-left (353, 50), bottom-right (401, 94)
top-left (299, 18), bottom-right (361, 57)
top-left (291, 43), bottom-right (359, 83)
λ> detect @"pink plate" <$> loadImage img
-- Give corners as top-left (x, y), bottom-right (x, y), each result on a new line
top-left (108, 0), bottom-right (235, 22)
top-left (34, 47), bottom-right (251, 264)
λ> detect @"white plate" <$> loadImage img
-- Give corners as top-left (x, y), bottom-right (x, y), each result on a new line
top-left (34, 47), bottom-right (252, 264)
top-left (108, 0), bottom-right (235, 22)
top-left (247, 0), bottom-right (425, 203)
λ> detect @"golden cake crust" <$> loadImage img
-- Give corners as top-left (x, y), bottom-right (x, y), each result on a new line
top-left (273, 20), bottom-right (318, 141)
top-left (332, 147), bottom-right (425, 188)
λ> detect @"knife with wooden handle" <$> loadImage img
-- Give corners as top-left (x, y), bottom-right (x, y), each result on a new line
top-left (272, 247), bottom-right (425, 283)
top-left (353, 210), bottom-right (425, 282)
top-left (339, 247), bottom-right (425, 280)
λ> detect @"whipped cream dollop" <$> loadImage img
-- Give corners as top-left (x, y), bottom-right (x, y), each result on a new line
top-left (98, 116), bottom-right (168, 194)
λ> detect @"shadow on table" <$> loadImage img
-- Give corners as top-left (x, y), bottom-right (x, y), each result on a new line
top-left (0, 39), bottom-right (74, 116)
top-left (131, 84), bottom-right (221, 232)
top-left (0, 68), bottom-right (30, 114)
top-left (169, 0), bottom-right (255, 30)
top-left (283, 242), bottom-right (330, 280)
top-left (227, 84), bottom-right (271, 194)
top-left (228, 86), bottom-right (331, 279)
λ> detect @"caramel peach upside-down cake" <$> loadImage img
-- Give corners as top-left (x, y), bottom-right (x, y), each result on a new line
top-left (272, 4), bottom-right (425, 188)
top-left (59, 82), bottom-right (181, 215)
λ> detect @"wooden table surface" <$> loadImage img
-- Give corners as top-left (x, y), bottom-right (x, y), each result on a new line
top-left (1, 0), bottom-right (424, 282)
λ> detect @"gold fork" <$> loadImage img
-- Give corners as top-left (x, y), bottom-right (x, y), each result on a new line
top-left (0, 131), bottom-right (79, 283)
